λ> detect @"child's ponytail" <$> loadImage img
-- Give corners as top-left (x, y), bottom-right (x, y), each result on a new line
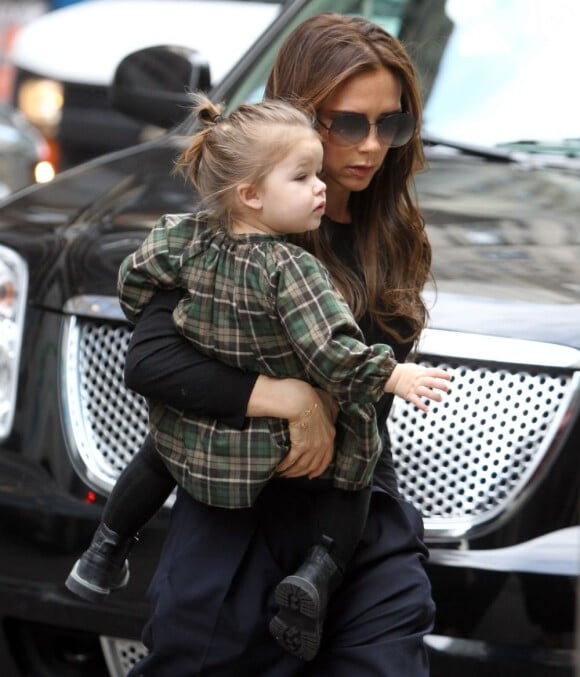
top-left (174, 95), bottom-right (225, 190)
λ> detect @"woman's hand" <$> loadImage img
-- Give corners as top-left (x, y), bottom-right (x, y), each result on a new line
top-left (246, 376), bottom-right (338, 480)
top-left (279, 388), bottom-right (339, 479)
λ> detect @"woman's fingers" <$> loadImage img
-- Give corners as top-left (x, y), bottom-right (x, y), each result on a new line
top-left (277, 391), bottom-right (337, 478)
top-left (307, 445), bottom-right (334, 479)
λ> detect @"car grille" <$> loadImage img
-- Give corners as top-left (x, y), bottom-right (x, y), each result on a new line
top-left (100, 636), bottom-right (148, 677)
top-left (62, 314), bottom-right (578, 539)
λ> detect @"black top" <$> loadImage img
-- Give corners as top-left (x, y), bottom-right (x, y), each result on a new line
top-left (124, 288), bottom-right (258, 429)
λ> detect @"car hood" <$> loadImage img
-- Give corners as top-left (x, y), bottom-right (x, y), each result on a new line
top-left (418, 151), bottom-right (580, 348)
top-left (0, 140), bottom-right (578, 348)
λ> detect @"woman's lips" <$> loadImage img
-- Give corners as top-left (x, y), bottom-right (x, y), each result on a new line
top-left (347, 165), bottom-right (375, 178)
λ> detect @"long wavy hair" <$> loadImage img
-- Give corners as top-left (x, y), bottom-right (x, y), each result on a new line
top-left (266, 13), bottom-right (431, 342)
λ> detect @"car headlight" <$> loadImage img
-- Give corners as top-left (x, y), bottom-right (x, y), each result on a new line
top-left (17, 78), bottom-right (64, 137)
top-left (0, 246), bottom-right (27, 440)
top-left (34, 160), bottom-right (56, 184)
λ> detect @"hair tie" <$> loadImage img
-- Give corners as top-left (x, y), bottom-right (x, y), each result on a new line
top-left (212, 114), bottom-right (224, 125)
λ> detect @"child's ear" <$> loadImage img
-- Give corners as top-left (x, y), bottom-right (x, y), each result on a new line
top-left (236, 183), bottom-right (262, 211)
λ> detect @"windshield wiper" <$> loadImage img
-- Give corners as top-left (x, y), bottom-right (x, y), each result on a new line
top-left (423, 134), bottom-right (580, 169)
top-left (498, 139), bottom-right (580, 158)
top-left (422, 133), bottom-right (517, 163)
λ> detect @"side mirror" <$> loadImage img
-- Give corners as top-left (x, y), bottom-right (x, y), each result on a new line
top-left (110, 45), bottom-right (211, 129)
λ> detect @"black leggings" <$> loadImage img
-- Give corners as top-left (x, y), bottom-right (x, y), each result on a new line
top-left (103, 435), bottom-right (176, 535)
top-left (103, 434), bottom-right (370, 570)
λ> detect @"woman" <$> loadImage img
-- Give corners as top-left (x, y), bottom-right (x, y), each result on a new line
top-left (127, 13), bottom-right (435, 676)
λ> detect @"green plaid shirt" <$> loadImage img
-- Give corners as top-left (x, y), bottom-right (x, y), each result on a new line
top-left (118, 213), bottom-right (397, 508)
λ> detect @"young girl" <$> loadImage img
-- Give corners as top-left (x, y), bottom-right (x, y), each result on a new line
top-left (66, 95), bottom-right (449, 661)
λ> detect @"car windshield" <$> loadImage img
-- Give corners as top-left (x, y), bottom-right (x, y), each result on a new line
top-left (422, 0), bottom-right (579, 149)
top-left (219, 0), bottom-right (579, 153)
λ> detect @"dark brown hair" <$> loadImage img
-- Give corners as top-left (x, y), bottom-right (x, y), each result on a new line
top-left (266, 13), bottom-right (431, 342)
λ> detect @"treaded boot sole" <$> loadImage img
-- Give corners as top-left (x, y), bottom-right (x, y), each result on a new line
top-left (269, 575), bottom-right (322, 662)
top-left (65, 559), bottom-right (129, 604)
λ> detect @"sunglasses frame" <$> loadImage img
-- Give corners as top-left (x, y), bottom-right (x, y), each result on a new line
top-left (316, 111), bottom-right (416, 148)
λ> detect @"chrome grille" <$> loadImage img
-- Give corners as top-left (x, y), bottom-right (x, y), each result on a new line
top-left (62, 315), bottom-right (578, 539)
top-left (62, 316), bottom-right (149, 491)
top-left (100, 636), bottom-right (148, 677)
top-left (389, 362), bottom-right (573, 532)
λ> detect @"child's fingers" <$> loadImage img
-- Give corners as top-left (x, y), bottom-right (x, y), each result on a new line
top-left (422, 376), bottom-right (451, 392)
top-left (409, 394), bottom-right (429, 412)
top-left (418, 387), bottom-right (443, 402)
top-left (425, 369), bottom-right (451, 382)
top-left (409, 372), bottom-right (452, 409)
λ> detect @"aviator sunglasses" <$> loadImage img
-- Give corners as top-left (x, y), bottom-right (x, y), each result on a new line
top-left (317, 111), bottom-right (416, 148)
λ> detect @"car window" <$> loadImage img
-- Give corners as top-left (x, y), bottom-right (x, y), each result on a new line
top-left (217, 0), bottom-right (579, 153)
top-left (224, 0), bottom-right (412, 107)
top-left (423, 0), bottom-right (580, 147)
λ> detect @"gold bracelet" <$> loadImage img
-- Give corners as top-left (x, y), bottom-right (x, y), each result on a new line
top-left (300, 402), bottom-right (318, 429)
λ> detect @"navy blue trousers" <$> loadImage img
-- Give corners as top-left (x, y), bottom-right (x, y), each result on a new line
top-left (129, 482), bottom-right (435, 676)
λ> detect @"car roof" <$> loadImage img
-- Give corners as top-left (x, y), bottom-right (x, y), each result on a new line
top-left (10, 0), bottom-right (281, 86)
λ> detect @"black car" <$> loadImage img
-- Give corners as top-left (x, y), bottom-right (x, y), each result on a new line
top-left (0, 1), bottom-right (578, 675)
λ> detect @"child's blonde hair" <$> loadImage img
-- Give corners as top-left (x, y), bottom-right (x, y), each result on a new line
top-left (174, 94), bottom-right (318, 224)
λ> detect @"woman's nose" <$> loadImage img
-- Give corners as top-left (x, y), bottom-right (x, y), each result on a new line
top-left (359, 125), bottom-right (383, 151)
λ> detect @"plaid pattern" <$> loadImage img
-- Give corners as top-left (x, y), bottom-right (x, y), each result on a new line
top-left (118, 214), bottom-right (397, 508)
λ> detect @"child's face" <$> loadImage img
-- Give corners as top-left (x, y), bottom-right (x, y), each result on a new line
top-left (257, 134), bottom-right (326, 235)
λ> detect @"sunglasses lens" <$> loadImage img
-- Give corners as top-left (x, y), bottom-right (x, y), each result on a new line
top-left (326, 113), bottom-right (416, 147)
top-left (378, 112), bottom-right (416, 147)
top-left (329, 115), bottom-right (370, 146)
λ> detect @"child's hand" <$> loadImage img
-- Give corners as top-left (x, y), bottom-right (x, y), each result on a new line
top-left (385, 363), bottom-right (451, 412)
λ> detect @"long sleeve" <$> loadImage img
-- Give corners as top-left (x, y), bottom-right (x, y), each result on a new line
top-left (119, 215), bottom-right (258, 428)
top-left (118, 213), bottom-right (200, 324)
top-left (273, 246), bottom-right (397, 404)
top-left (124, 289), bottom-right (258, 429)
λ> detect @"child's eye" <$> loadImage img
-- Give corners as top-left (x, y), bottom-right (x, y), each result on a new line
top-left (294, 174), bottom-right (307, 181)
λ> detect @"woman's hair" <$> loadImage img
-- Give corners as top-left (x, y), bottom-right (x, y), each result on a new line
top-left (266, 13), bottom-right (431, 342)
top-left (174, 94), bottom-right (317, 225)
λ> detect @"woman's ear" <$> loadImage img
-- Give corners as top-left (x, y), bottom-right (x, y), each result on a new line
top-left (236, 183), bottom-right (262, 211)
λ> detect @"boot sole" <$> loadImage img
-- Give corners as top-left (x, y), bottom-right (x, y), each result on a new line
top-left (270, 575), bottom-right (322, 662)
top-left (65, 560), bottom-right (129, 604)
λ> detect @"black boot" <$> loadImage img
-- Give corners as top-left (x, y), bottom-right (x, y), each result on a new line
top-left (269, 537), bottom-right (343, 662)
top-left (65, 523), bottom-right (137, 603)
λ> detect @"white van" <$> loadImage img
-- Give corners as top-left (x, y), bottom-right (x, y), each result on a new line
top-left (8, 0), bottom-right (281, 169)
